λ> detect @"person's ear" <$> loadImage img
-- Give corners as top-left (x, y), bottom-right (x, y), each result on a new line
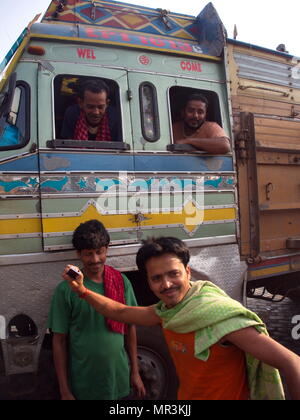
top-left (186, 264), bottom-right (191, 280)
top-left (78, 98), bottom-right (84, 110)
top-left (76, 250), bottom-right (82, 259)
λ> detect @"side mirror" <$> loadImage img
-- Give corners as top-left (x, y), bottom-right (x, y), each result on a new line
top-left (0, 72), bottom-right (17, 118)
top-left (0, 72), bottom-right (17, 138)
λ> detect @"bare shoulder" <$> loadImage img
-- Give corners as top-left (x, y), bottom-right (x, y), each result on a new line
top-left (202, 121), bottom-right (228, 138)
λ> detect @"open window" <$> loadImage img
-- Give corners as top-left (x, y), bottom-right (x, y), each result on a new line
top-left (49, 75), bottom-right (129, 150)
top-left (168, 86), bottom-right (223, 152)
top-left (0, 79), bottom-right (30, 150)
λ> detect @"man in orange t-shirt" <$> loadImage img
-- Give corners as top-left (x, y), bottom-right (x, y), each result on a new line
top-left (172, 93), bottom-right (231, 154)
top-left (63, 237), bottom-right (300, 400)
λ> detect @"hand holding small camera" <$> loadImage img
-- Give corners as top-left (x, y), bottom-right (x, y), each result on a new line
top-left (63, 265), bottom-right (85, 295)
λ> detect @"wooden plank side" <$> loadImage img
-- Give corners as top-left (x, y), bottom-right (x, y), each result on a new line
top-left (228, 42), bottom-right (300, 258)
top-left (257, 163), bottom-right (300, 209)
top-left (260, 211), bottom-right (300, 252)
top-left (254, 117), bottom-right (300, 150)
top-left (231, 95), bottom-right (300, 118)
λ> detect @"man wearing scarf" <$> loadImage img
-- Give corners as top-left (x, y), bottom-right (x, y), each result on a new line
top-left (48, 220), bottom-right (145, 400)
top-left (60, 79), bottom-right (121, 142)
top-left (63, 237), bottom-right (300, 400)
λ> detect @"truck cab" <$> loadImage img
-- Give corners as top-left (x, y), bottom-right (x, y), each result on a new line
top-left (1, 0), bottom-right (299, 399)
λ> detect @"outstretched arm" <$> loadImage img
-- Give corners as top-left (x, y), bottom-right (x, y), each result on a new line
top-left (225, 326), bottom-right (300, 400)
top-left (63, 265), bottom-right (160, 327)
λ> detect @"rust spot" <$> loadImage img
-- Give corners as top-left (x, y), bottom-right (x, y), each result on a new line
top-left (42, 156), bottom-right (70, 170)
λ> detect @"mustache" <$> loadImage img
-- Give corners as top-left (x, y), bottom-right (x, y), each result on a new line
top-left (161, 286), bottom-right (179, 294)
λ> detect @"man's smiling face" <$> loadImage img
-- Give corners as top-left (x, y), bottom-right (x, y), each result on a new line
top-left (182, 99), bottom-right (207, 131)
top-left (146, 253), bottom-right (191, 308)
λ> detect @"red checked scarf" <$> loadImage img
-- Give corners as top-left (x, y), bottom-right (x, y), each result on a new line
top-left (103, 265), bottom-right (128, 335)
top-left (74, 111), bottom-right (112, 141)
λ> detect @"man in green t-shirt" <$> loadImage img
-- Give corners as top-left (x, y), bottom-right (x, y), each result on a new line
top-left (48, 219), bottom-right (145, 400)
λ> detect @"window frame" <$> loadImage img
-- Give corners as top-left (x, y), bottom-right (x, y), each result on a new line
top-left (169, 85), bottom-right (223, 135)
top-left (139, 81), bottom-right (160, 143)
top-left (52, 74), bottom-right (124, 148)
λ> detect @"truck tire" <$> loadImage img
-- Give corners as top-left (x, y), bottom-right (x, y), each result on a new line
top-left (136, 325), bottom-right (178, 400)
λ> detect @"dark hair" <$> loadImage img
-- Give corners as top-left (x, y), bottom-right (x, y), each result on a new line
top-left (78, 79), bottom-right (110, 100)
top-left (183, 93), bottom-right (208, 109)
top-left (136, 237), bottom-right (190, 279)
top-left (72, 219), bottom-right (110, 251)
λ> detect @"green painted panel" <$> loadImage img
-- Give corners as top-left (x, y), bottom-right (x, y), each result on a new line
top-left (204, 193), bottom-right (235, 205)
top-left (139, 222), bottom-right (236, 241)
top-left (40, 198), bottom-right (88, 213)
top-left (39, 192), bottom-right (235, 214)
top-left (0, 238), bottom-right (43, 255)
top-left (0, 199), bottom-right (40, 215)
top-left (43, 230), bottom-right (139, 250)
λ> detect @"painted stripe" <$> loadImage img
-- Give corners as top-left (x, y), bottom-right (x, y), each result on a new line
top-left (0, 31), bottom-right (30, 92)
top-left (248, 257), bottom-right (291, 269)
top-left (0, 154), bottom-right (39, 172)
top-left (0, 153), bottom-right (233, 173)
top-left (39, 153), bottom-right (134, 172)
top-left (249, 265), bottom-right (290, 279)
top-left (134, 155), bottom-right (233, 172)
top-left (29, 27), bottom-right (221, 61)
top-left (248, 261), bottom-right (289, 272)
top-left (0, 206), bottom-right (236, 237)
top-left (0, 218), bottom-right (41, 235)
top-left (0, 29), bottom-right (27, 74)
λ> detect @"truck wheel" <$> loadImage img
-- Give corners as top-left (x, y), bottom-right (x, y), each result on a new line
top-left (136, 325), bottom-right (178, 400)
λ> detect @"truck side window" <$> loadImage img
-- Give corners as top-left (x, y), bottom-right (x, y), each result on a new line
top-left (139, 82), bottom-right (160, 142)
top-left (169, 86), bottom-right (222, 132)
top-left (0, 82), bottom-right (30, 150)
top-left (167, 86), bottom-right (231, 154)
top-left (54, 75), bottom-right (122, 143)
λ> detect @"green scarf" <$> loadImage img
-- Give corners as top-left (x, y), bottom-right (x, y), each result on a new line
top-left (155, 281), bottom-right (285, 400)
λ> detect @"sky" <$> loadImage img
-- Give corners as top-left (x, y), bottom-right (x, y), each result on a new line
top-left (1, 0), bottom-right (300, 64)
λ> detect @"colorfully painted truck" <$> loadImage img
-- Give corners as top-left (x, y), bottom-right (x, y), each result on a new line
top-left (0, 0), bottom-right (299, 399)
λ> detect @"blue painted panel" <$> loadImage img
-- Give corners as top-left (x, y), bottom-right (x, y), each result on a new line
top-left (0, 152), bottom-right (232, 174)
top-left (39, 153), bottom-right (134, 172)
top-left (0, 154), bottom-right (39, 172)
top-left (134, 155), bottom-right (233, 173)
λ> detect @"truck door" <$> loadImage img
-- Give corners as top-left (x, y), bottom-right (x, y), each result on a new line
top-left (127, 70), bottom-right (236, 245)
top-left (37, 63), bottom-right (139, 251)
top-left (0, 63), bottom-right (42, 257)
